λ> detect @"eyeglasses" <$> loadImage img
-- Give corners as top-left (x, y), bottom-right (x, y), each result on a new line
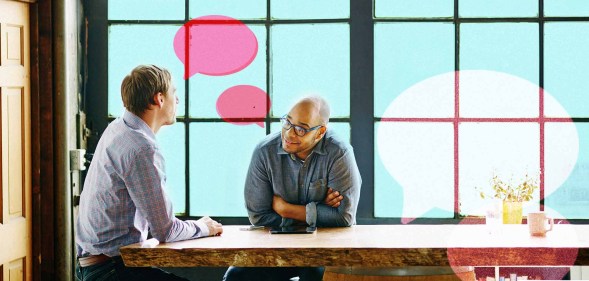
top-left (280, 115), bottom-right (323, 137)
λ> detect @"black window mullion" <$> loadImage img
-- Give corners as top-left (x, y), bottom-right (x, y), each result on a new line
top-left (266, 0), bottom-right (271, 134)
top-left (84, 0), bottom-right (109, 156)
top-left (184, 0), bottom-right (190, 216)
top-left (454, 0), bottom-right (461, 218)
top-left (539, 0), bottom-right (545, 211)
top-left (350, 0), bottom-right (374, 222)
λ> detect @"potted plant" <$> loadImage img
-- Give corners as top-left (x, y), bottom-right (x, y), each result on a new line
top-left (476, 172), bottom-right (539, 224)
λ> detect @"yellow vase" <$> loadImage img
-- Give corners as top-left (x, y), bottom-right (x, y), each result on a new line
top-left (502, 201), bottom-right (523, 224)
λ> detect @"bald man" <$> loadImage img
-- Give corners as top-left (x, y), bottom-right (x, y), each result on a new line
top-left (223, 96), bottom-right (362, 281)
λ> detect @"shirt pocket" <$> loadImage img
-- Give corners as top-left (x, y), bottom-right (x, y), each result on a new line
top-left (307, 178), bottom-right (327, 202)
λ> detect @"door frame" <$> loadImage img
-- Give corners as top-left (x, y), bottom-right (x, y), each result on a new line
top-left (29, 0), bottom-right (56, 280)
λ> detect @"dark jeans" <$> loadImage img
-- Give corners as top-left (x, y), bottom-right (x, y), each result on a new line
top-left (75, 256), bottom-right (189, 281)
top-left (223, 266), bottom-right (324, 281)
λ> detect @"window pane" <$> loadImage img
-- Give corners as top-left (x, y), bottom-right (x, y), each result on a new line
top-left (459, 0), bottom-right (537, 18)
top-left (375, 0), bottom-right (453, 18)
top-left (327, 122), bottom-right (350, 143)
top-left (271, 0), bottom-right (349, 19)
top-left (459, 70), bottom-right (539, 118)
top-left (189, 0), bottom-right (266, 19)
top-left (270, 122), bottom-right (350, 143)
top-left (109, 25), bottom-right (186, 117)
top-left (375, 122), bottom-right (454, 219)
top-left (374, 23), bottom-right (454, 118)
top-left (189, 25), bottom-right (266, 118)
top-left (189, 123), bottom-right (265, 216)
top-left (374, 147), bottom-right (404, 217)
top-left (271, 24), bottom-right (350, 118)
top-left (545, 23), bottom-right (589, 118)
top-left (157, 123), bottom-right (186, 215)
top-left (545, 0), bottom-right (589, 17)
top-left (545, 123), bottom-right (587, 219)
top-left (460, 23), bottom-right (539, 92)
top-left (459, 123), bottom-right (540, 216)
top-left (108, 0), bottom-right (185, 20)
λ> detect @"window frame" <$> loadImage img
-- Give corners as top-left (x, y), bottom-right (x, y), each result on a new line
top-left (84, 0), bottom-right (589, 225)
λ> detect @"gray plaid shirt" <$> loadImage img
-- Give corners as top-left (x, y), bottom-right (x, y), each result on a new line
top-left (76, 111), bottom-right (208, 257)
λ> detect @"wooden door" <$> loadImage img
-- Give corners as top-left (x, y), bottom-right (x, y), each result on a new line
top-left (0, 1), bottom-right (31, 281)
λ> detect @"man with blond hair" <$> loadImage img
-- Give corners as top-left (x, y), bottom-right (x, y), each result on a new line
top-left (75, 65), bottom-right (222, 281)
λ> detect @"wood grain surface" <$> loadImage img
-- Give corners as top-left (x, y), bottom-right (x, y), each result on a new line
top-left (120, 224), bottom-right (589, 267)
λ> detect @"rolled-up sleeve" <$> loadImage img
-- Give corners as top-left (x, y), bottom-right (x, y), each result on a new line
top-left (310, 147), bottom-right (362, 227)
top-left (244, 148), bottom-right (283, 226)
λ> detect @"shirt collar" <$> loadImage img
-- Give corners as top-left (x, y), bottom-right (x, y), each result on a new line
top-left (122, 110), bottom-right (156, 141)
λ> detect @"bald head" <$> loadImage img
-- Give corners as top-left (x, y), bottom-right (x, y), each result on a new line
top-left (290, 96), bottom-right (330, 126)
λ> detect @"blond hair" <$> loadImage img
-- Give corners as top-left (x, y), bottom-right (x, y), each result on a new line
top-left (121, 64), bottom-right (172, 116)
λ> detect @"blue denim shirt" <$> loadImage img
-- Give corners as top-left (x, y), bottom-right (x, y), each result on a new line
top-left (244, 130), bottom-right (362, 227)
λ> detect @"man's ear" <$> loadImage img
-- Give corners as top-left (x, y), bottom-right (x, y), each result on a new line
top-left (153, 92), bottom-right (164, 108)
top-left (315, 126), bottom-right (327, 141)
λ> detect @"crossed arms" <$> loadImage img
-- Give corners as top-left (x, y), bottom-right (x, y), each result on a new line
top-left (244, 148), bottom-right (362, 227)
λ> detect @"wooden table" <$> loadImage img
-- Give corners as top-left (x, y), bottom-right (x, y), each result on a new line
top-left (120, 224), bottom-right (589, 267)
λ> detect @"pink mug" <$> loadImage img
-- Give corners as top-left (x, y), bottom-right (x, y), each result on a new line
top-left (527, 212), bottom-right (554, 236)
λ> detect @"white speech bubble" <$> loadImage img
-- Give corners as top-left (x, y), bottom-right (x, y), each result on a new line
top-left (377, 70), bottom-right (578, 223)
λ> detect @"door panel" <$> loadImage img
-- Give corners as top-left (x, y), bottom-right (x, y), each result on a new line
top-left (6, 88), bottom-right (24, 219)
top-left (8, 259), bottom-right (23, 281)
top-left (6, 25), bottom-right (23, 64)
top-left (0, 1), bottom-right (30, 281)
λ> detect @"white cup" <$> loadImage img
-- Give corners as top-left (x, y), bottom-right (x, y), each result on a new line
top-left (528, 211), bottom-right (554, 237)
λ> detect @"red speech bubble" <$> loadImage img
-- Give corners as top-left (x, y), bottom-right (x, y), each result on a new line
top-left (173, 15), bottom-right (258, 79)
top-left (447, 215), bottom-right (578, 281)
top-left (216, 85), bottom-right (270, 127)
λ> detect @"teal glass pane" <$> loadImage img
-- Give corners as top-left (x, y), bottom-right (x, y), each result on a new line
top-left (270, 122), bottom-right (351, 143)
top-left (374, 23), bottom-right (454, 117)
top-left (459, 123), bottom-right (540, 216)
top-left (189, 123), bottom-right (265, 216)
top-left (375, 0), bottom-right (453, 18)
top-left (108, 0), bottom-right (184, 20)
top-left (109, 25), bottom-right (186, 117)
top-left (375, 122), bottom-right (454, 219)
top-left (544, 23), bottom-right (589, 118)
top-left (271, 0), bottom-right (349, 19)
top-left (460, 23), bottom-right (539, 85)
top-left (189, 0), bottom-right (266, 20)
top-left (459, 0), bottom-right (537, 18)
top-left (189, 25), bottom-right (266, 118)
top-left (545, 0), bottom-right (589, 17)
top-left (374, 145), bottom-right (404, 217)
top-left (271, 24), bottom-right (350, 118)
top-left (545, 123), bottom-right (589, 219)
top-left (156, 123), bottom-right (186, 215)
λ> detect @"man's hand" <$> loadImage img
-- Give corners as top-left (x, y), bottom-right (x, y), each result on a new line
top-left (324, 187), bottom-right (344, 208)
top-left (197, 216), bottom-right (223, 236)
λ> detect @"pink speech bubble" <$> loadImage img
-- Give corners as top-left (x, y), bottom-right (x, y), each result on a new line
top-left (173, 15), bottom-right (258, 79)
top-left (446, 210), bottom-right (578, 281)
top-left (216, 85), bottom-right (270, 127)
